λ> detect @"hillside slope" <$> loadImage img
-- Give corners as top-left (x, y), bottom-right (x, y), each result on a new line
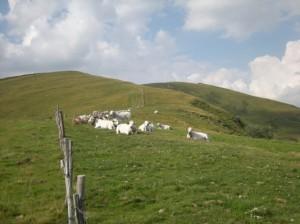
top-left (1, 71), bottom-right (299, 139)
top-left (0, 71), bottom-right (244, 134)
top-left (147, 82), bottom-right (300, 140)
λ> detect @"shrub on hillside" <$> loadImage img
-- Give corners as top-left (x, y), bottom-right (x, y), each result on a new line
top-left (233, 115), bottom-right (245, 128)
top-left (246, 125), bottom-right (274, 139)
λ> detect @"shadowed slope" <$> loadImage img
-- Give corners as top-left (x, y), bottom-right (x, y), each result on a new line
top-left (147, 82), bottom-right (300, 140)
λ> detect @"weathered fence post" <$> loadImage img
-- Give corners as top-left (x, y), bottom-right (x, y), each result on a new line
top-left (55, 105), bottom-right (65, 149)
top-left (74, 175), bottom-right (86, 224)
top-left (62, 138), bottom-right (74, 224)
top-left (55, 106), bottom-right (87, 224)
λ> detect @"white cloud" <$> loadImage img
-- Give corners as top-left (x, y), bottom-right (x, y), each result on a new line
top-left (96, 41), bottom-right (120, 58)
top-left (279, 86), bottom-right (300, 107)
top-left (248, 40), bottom-right (300, 106)
top-left (114, 0), bottom-right (164, 35)
top-left (22, 25), bottom-right (39, 46)
top-left (5, 0), bottom-right (66, 36)
top-left (186, 68), bottom-right (249, 93)
top-left (0, 0), bottom-right (167, 78)
top-left (185, 40), bottom-right (300, 106)
top-left (8, 0), bottom-right (17, 11)
top-left (180, 0), bottom-right (300, 39)
top-left (0, 0), bottom-right (208, 84)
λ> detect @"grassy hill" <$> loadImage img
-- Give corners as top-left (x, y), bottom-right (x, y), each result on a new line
top-left (148, 82), bottom-right (300, 140)
top-left (0, 71), bottom-right (246, 134)
top-left (1, 71), bottom-right (300, 223)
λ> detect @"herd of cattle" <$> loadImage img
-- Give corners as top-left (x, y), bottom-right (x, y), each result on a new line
top-left (73, 109), bottom-right (209, 141)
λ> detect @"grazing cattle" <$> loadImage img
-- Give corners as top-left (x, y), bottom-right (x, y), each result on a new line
top-left (157, 122), bottom-right (172, 130)
top-left (92, 110), bottom-right (110, 119)
top-left (186, 127), bottom-right (209, 141)
top-left (131, 122), bottom-right (137, 134)
top-left (73, 117), bottom-right (83, 125)
top-left (95, 118), bottom-right (118, 130)
top-left (73, 114), bottom-right (91, 124)
top-left (154, 110), bottom-right (159, 114)
top-left (138, 121), bottom-right (151, 133)
top-left (88, 116), bottom-right (96, 125)
top-left (116, 120), bottom-right (135, 135)
top-left (92, 111), bottom-right (101, 118)
top-left (110, 109), bottom-right (131, 121)
top-left (148, 122), bottom-right (155, 132)
top-left (79, 114), bottom-right (91, 121)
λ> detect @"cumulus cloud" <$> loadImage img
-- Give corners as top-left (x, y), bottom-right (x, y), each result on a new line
top-left (185, 40), bottom-right (300, 107)
top-left (249, 40), bottom-right (300, 106)
top-left (0, 0), bottom-right (167, 78)
top-left (279, 86), bottom-right (300, 107)
top-left (81, 29), bottom-right (184, 83)
top-left (187, 68), bottom-right (249, 93)
top-left (0, 0), bottom-right (208, 83)
top-left (179, 0), bottom-right (300, 39)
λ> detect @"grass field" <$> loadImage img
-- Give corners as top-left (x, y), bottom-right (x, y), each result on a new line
top-left (1, 71), bottom-right (300, 223)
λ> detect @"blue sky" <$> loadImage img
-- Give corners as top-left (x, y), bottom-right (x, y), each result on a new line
top-left (0, 0), bottom-right (299, 106)
top-left (148, 3), bottom-right (300, 70)
top-left (0, 1), bottom-right (8, 13)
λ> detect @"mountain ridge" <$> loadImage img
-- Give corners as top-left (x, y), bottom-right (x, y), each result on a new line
top-left (1, 71), bottom-right (299, 140)
top-left (147, 81), bottom-right (300, 140)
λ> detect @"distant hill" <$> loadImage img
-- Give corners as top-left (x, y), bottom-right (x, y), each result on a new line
top-left (0, 71), bottom-right (245, 135)
top-left (1, 71), bottom-right (299, 140)
top-left (147, 82), bottom-right (300, 140)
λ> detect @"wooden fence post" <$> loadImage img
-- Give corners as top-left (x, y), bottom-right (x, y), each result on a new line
top-left (74, 175), bottom-right (86, 224)
top-left (62, 138), bottom-right (74, 224)
top-left (55, 105), bottom-right (65, 149)
top-left (55, 106), bottom-right (87, 223)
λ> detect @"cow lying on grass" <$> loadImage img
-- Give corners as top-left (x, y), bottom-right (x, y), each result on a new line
top-left (186, 127), bottom-right (209, 141)
top-left (110, 109), bottom-right (131, 122)
top-left (116, 120), bottom-right (136, 135)
top-left (73, 114), bottom-right (91, 125)
top-left (157, 122), bottom-right (172, 130)
top-left (94, 118), bottom-right (119, 130)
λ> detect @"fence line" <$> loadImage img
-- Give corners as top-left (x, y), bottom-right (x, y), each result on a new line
top-left (55, 106), bottom-right (86, 224)
top-left (74, 175), bottom-right (86, 224)
top-left (55, 105), bottom-right (65, 149)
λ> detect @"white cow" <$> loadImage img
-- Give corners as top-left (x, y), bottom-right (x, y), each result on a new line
top-left (88, 116), bottom-right (96, 125)
top-left (154, 110), bottom-right (159, 114)
top-left (148, 122), bottom-right (155, 132)
top-left (116, 120), bottom-right (135, 135)
top-left (138, 121), bottom-right (151, 133)
top-left (73, 114), bottom-right (91, 124)
top-left (79, 114), bottom-right (90, 119)
top-left (186, 127), bottom-right (209, 141)
top-left (131, 122), bottom-right (137, 134)
top-left (95, 118), bottom-right (118, 130)
top-left (157, 123), bottom-right (172, 130)
top-left (92, 110), bottom-right (110, 119)
top-left (110, 109), bottom-right (131, 121)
